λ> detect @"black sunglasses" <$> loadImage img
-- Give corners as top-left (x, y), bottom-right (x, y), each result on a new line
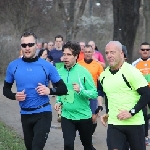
top-left (21, 43), bottom-right (35, 48)
top-left (141, 49), bottom-right (150, 51)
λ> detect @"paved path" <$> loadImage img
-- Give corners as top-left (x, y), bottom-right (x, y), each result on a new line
top-left (0, 82), bottom-right (150, 150)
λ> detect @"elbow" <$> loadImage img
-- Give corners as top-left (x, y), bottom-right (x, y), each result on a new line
top-left (57, 85), bottom-right (68, 96)
top-left (63, 86), bottom-right (68, 95)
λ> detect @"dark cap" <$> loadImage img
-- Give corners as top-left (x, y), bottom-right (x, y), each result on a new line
top-left (122, 45), bottom-right (127, 58)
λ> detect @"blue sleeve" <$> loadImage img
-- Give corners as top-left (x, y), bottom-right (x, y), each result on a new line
top-left (49, 65), bottom-right (61, 83)
top-left (5, 63), bottom-right (14, 83)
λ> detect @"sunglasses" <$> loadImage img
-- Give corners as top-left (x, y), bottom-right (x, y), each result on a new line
top-left (21, 43), bottom-right (35, 48)
top-left (141, 49), bottom-right (150, 51)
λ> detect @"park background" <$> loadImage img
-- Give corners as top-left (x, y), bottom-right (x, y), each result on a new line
top-left (0, 0), bottom-right (149, 74)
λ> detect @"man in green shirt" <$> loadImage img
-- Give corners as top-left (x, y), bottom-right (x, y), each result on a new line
top-left (100, 41), bottom-right (150, 150)
top-left (54, 41), bottom-right (98, 150)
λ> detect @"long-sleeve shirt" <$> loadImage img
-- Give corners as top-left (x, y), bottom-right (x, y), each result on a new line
top-left (56, 63), bottom-right (98, 120)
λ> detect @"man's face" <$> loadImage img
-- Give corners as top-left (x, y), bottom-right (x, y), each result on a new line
top-left (48, 42), bottom-right (54, 51)
top-left (43, 43), bottom-right (48, 49)
top-left (139, 45), bottom-right (150, 59)
top-left (105, 43), bottom-right (123, 69)
top-left (21, 35), bottom-right (36, 58)
top-left (55, 38), bottom-right (63, 49)
top-left (37, 43), bottom-right (42, 50)
top-left (79, 42), bottom-right (85, 52)
top-left (88, 41), bottom-right (95, 51)
top-left (84, 47), bottom-right (93, 60)
top-left (62, 48), bottom-right (77, 68)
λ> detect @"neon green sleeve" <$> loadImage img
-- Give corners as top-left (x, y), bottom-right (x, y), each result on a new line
top-left (79, 70), bottom-right (98, 99)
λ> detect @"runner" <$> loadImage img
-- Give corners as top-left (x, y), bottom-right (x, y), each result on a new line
top-left (100, 41), bottom-right (150, 150)
top-left (54, 41), bottom-right (97, 150)
top-left (3, 31), bottom-right (67, 150)
top-left (78, 44), bottom-right (104, 135)
top-left (132, 42), bottom-right (150, 146)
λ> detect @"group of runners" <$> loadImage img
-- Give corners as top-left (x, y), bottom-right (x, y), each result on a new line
top-left (3, 31), bottom-right (150, 150)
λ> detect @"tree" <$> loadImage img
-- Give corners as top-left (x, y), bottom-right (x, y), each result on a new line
top-left (143, 0), bottom-right (150, 41)
top-left (57, 0), bottom-right (87, 41)
top-left (0, 0), bottom-right (48, 35)
top-left (113, 0), bottom-right (141, 62)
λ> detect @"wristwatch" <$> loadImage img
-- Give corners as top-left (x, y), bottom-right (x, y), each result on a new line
top-left (129, 109), bottom-right (135, 116)
top-left (52, 88), bottom-right (56, 93)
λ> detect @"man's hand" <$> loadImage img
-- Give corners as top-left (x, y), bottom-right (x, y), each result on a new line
top-left (36, 83), bottom-right (50, 95)
top-left (92, 114), bottom-right (97, 123)
top-left (117, 110), bottom-right (132, 120)
top-left (72, 83), bottom-right (80, 93)
top-left (54, 103), bottom-right (61, 111)
top-left (15, 89), bottom-right (26, 101)
top-left (100, 114), bottom-right (109, 127)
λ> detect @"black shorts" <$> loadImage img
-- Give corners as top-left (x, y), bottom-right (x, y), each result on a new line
top-left (107, 124), bottom-right (146, 150)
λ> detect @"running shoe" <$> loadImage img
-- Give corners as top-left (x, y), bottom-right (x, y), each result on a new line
top-left (145, 137), bottom-right (150, 146)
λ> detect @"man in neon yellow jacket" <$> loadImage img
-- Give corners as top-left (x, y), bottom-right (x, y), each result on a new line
top-left (54, 41), bottom-right (98, 150)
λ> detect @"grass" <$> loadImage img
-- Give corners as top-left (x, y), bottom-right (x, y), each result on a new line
top-left (0, 74), bottom-right (25, 149)
top-left (0, 121), bottom-right (26, 150)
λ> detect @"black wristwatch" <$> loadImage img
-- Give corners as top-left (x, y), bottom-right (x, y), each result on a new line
top-left (52, 88), bottom-right (56, 93)
top-left (50, 88), bottom-right (57, 95)
top-left (129, 109), bottom-right (135, 116)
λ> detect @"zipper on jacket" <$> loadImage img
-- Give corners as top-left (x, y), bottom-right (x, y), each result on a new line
top-left (67, 70), bottom-right (69, 83)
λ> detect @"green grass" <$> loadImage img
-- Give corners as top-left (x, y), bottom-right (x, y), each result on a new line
top-left (0, 121), bottom-right (26, 150)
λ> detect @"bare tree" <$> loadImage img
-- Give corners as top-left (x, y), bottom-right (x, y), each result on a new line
top-left (113, 0), bottom-right (141, 62)
top-left (0, 0), bottom-right (48, 35)
top-left (57, 0), bottom-right (87, 41)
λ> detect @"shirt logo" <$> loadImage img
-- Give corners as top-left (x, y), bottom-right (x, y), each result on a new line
top-left (27, 68), bottom-right (32, 71)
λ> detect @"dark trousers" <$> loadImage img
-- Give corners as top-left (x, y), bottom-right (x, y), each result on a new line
top-left (142, 107), bottom-right (148, 137)
top-left (107, 124), bottom-right (146, 150)
top-left (61, 117), bottom-right (95, 150)
top-left (21, 112), bottom-right (52, 150)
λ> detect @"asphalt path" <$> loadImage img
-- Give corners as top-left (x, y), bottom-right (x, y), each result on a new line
top-left (0, 83), bottom-right (150, 150)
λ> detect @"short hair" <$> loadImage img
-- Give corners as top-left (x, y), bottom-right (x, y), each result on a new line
top-left (95, 46), bottom-right (98, 50)
top-left (55, 35), bottom-right (63, 41)
top-left (62, 41), bottom-right (80, 57)
top-left (48, 41), bottom-right (54, 44)
top-left (106, 41), bottom-right (122, 51)
top-left (79, 41), bottom-right (86, 45)
top-left (140, 42), bottom-right (150, 46)
top-left (85, 45), bottom-right (93, 50)
top-left (88, 41), bottom-right (95, 44)
top-left (21, 31), bottom-right (37, 41)
top-left (42, 42), bottom-right (48, 47)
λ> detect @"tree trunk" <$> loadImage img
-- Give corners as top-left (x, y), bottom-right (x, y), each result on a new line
top-left (113, 0), bottom-right (141, 62)
top-left (143, 0), bottom-right (150, 41)
top-left (66, 0), bottom-right (76, 41)
top-left (73, 0), bottom-right (87, 40)
top-left (58, 0), bottom-right (87, 41)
